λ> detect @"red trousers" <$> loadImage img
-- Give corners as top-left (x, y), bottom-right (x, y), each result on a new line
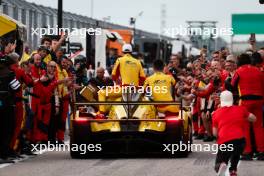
top-left (241, 100), bottom-right (264, 153)
top-left (57, 99), bottom-right (69, 141)
top-left (198, 124), bottom-right (205, 134)
top-left (31, 97), bottom-right (40, 142)
top-left (10, 101), bottom-right (23, 149)
top-left (34, 103), bottom-right (51, 142)
top-left (198, 112), bottom-right (205, 135)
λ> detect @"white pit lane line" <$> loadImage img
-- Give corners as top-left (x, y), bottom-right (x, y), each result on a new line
top-left (0, 140), bottom-right (70, 169)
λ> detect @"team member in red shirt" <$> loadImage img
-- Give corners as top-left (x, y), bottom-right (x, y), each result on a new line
top-left (192, 70), bottom-right (222, 142)
top-left (8, 53), bottom-right (33, 153)
top-left (191, 70), bottom-right (206, 139)
top-left (30, 53), bottom-right (46, 142)
top-left (231, 53), bottom-right (264, 160)
top-left (213, 91), bottom-right (256, 176)
top-left (35, 61), bottom-right (70, 143)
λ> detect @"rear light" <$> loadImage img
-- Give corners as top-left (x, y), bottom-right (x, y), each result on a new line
top-left (75, 117), bottom-right (89, 122)
top-left (166, 117), bottom-right (180, 122)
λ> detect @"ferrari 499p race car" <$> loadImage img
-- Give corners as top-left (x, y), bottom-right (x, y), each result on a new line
top-left (70, 86), bottom-right (192, 158)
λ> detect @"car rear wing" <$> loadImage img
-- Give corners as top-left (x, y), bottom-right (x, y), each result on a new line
top-left (72, 118), bottom-right (183, 122)
top-left (73, 100), bottom-right (187, 120)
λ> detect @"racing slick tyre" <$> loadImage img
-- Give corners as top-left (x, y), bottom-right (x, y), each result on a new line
top-left (164, 118), bottom-right (192, 158)
top-left (70, 121), bottom-right (93, 159)
top-left (164, 120), bottom-right (185, 157)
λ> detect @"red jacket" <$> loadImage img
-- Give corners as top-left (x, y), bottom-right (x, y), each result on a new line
top-left (231, 64), bottom-right (264, 98)
top-left (31, 65), bottom-right (46, 97)
top-left (221, 70), bottom-right (229, 90)
top-left (9, 64), bottom-right (33, 99)
top-left (196, 82), bottom-right (214, 98)
top-left (39, 79), bottom-right (58, 104)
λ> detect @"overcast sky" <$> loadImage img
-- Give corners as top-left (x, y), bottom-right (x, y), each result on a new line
top-left (26, 0), bottom-right (264, 42)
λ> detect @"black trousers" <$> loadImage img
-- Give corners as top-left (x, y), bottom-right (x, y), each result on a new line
top-left (215, 138), bottom-right (246, 172)
top-left (0, 105), bottom-right (15, 159)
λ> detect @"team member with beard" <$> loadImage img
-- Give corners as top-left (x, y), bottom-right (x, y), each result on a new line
top-left (29, 53), bottom-right (46, 143)
top-left (35, 61), bottom-right (70, 143)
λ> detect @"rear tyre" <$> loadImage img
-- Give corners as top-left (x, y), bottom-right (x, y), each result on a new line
top-left (70, 121), bottom-right (92, 159)
top-left (164, 121), bottom-right (184, 157)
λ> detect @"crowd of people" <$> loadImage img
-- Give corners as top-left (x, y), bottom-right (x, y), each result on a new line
top-left (0, 34), bottom-right (89, 163)
top-left (0, 34), bottom-right (263, 176)
top-left (161, 47), bottom-right (263, 175)
top-left (165, 47), bottom-right (263, 151)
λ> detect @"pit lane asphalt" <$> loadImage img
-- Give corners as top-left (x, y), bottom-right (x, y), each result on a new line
top-left (0, 140), bottom-right (263, 176)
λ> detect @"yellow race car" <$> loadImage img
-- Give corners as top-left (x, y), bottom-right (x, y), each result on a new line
top-left (70, 87), bottom-right (192, 158)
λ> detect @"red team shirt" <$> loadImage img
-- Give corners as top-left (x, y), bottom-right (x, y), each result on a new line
top-left (212, 106), bottom-right (250, 144)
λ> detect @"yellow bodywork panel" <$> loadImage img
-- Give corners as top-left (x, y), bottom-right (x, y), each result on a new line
top-left (76, 91), bottom-right (191, 133)
top-left (74, 110), bottom-right (121, 132)
top-left (135, 104), bottom-right (166, 132)
top-left (90, 97), bottom-right (124, 132)
top-left (109, 105), bottom-right (127, 119)
top-left (139, 121), bottom-right (166, 132)
top-left (90, 98), bottom-right (167, 132)
top-left (77, 108), bottom-right (191, 133)
top-left (90, 121), bottom-right (120, 132)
